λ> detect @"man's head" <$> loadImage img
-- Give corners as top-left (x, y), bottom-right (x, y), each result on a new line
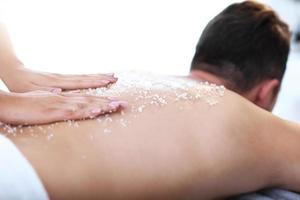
top-left (190, 0), bottom-right (291, 111)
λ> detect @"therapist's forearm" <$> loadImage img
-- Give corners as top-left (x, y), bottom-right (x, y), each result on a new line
top-left (0, 89), bottom-right (11, 122)
top-left (0, 22), bottom-right (118, 93)
top-left (0, 23), bottom-right (23, 79)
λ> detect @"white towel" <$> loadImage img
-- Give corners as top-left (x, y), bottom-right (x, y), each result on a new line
top-left (0, 134), bottom-right (49, 200)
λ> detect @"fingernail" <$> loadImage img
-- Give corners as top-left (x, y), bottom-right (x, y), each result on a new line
top-left (106, 73), bottom-right (115, 77)
top-left (101, 80), bottom-right (110, 84)
top-left (109, 101), bottom-right (128, 109)
top-left (106, 76), bottom-right (117, 81)
top-left (108, 101), bottom-right (121, 109)
top-left (51, 88), bottom-right (62, 93)
top-left (107, 97), bottom-right (118, 101)
top-left (91, 108), bottom-right (102, 114)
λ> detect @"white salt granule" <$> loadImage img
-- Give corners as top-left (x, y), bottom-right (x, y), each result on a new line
top-left (104, 128), bottom-right (111, 134)
top-left (47, 132), bottom-right (54, 140)
top-left (137, 105), bottom-right (146, 113)
top-left (119, 118), bottom-right (128, 127)
top-left (104, 117), bottom-right (113, 123)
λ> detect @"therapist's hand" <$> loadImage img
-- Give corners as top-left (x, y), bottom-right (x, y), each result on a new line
top-left (0, 90), bottom-right (127, 125)
top-left (2, 66), bottom-right (117, 93)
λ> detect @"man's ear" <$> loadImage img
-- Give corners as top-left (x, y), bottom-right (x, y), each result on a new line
top-left (245, 79), bottom-right (280, 111)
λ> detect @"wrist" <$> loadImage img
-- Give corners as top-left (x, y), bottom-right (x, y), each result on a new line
top-left (0, 57), bottom-right (24, 78)
top-left (0, 90), bottom-right (14, 104)
top-left (0, 91), bottom-right (12, 122)
top-left (0, 61), bottom-right (24, 85)
top-left (0, 91), bottom-right (23, 124)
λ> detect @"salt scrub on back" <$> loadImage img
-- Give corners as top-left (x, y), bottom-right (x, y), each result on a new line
top-left (86, 71), bottom-right (226, 134)
top-left (0, 71), bottom-right (226, 137)
top-left (86, 71), bottom-right (225, 107)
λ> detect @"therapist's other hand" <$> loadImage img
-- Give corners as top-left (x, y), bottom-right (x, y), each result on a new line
top-left (2, 67), bottom-right (117, 93)
top-left (0, 91), bottom-right (127, 125)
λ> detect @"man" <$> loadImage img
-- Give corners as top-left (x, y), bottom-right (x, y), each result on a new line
top-left (2, 70), bottom-right (300, 200)
top-left (189, 1), bottom-right (297, 199)
top-left (2, 1), bottom-right (300, 200)
top-left (190, 0), bottom-right (290, 111)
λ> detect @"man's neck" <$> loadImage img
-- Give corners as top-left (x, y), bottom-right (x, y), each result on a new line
top-left (188, 70), bottom-right (227, 86)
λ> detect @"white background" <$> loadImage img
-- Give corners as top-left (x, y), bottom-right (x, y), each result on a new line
top-left (0, 0), bottom-right (300, 122)
top-left (1, 0), bottom-right (242, 75)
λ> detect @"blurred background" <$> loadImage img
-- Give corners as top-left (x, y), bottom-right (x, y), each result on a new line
top-left (0, 0), bottom-right (299, 122)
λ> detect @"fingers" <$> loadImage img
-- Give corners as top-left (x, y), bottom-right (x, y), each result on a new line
top-left (21, 84), bottom-right (63, 94)
top-left (51, 95), bottom-right (128, 121)
top-left (47, 73), bottom-right (118, 90)
top-left (37, 87), bottom-right (62, 93)
top-left (59, 92), bottom-right (119, 102)
top-left (0, 88), bottom-right (128, 125)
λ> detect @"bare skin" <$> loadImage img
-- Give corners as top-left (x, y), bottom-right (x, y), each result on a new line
top-left (0, 90), bottom-right (128, 125)
top-left (0, 22), bottom-right (127, 124)
top-left (1, 76), bottom-right (300, 200)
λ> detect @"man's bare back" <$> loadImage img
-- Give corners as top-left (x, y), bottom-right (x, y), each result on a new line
top-left (1, 72), bottom-right (299, 199)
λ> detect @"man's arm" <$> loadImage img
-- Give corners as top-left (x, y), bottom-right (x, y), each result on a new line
top-left (269, 118), bottom-right (300, 192)
top-left (217, 107), bottom-right (300, 198)
top-left (190, 93), bottom-right (300, 199)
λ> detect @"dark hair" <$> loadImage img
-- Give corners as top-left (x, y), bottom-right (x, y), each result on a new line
top-left (191, 1), bottom-right (291, 92)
